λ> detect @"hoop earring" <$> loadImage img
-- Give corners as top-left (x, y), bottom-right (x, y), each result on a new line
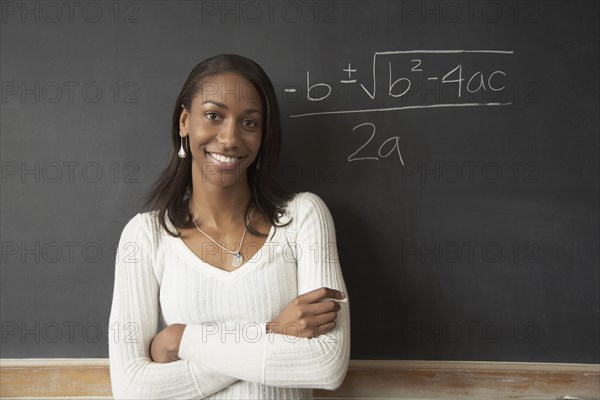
top-left (178, 135), bottom-right (187, 158)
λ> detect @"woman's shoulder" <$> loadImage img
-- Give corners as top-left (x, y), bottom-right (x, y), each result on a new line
top-left (121, 209), bottom-right (160, 229)
top-left (119, 210), bottom-right (164, 243)
top-left (284, 191), bottom-right (334, 224)
top-left (280, 192), bottom-right (337, 245)
top-left (288, 191), bottom-right (328, 210)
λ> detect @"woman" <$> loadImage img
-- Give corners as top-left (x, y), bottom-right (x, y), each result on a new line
top-left (108, 54), bottom-right (350, 399)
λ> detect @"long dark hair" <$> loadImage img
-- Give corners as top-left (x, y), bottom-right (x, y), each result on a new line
top-left (142, 54), bottom-right (294, 237)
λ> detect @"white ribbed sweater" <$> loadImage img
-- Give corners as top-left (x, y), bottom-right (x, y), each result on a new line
top-left (108, 192), bottom-right (350, 399)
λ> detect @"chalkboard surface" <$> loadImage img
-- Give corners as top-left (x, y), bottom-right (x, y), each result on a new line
top-left (1, 1), bottom-right (598, 363)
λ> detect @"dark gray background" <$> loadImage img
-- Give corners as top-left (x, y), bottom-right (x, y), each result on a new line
top-left (1, 0), bottom-right (598, 362)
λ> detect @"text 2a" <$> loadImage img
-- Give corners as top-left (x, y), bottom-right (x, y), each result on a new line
top-left (348, 122), bottom-right (405, 165)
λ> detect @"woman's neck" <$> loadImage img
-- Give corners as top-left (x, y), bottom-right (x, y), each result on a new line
top-left (188, 182), bottom-right (252, 229)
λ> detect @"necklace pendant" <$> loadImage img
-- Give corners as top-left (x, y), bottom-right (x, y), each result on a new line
top-left (231, 252), bottom-right (243, 268)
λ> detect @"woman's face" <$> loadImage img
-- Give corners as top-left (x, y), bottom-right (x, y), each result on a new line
top-left (180, 72), bottom-right (264, 188)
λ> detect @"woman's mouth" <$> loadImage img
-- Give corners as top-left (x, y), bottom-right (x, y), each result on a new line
top-left (205, 151), bottom-right (244, 171)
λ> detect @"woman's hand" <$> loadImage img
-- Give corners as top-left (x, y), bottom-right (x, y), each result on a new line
top-left (150, 323), bottom-right (186, 363)
top-left (267, 287), bottom-right (346, 338)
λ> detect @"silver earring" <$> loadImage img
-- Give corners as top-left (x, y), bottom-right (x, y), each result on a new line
top-left (178, 135), bottom-right (187, 158)
top-left (256, 155), bottom-right (261, 170)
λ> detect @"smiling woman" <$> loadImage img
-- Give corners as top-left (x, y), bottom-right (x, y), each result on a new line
top-left (107, 54), bottom-right (350, 399)
top-left (181, 74), bottom-right (263, 184)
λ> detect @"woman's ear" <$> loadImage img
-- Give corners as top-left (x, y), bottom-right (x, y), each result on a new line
top-left (179, 104), bottom-right (189, 136)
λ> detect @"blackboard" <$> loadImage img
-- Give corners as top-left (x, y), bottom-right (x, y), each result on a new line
top-left (1, 0), bottom-right (598, 363)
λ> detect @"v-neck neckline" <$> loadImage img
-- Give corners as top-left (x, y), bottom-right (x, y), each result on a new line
top-left (165, 212), bottom-right (278, 282)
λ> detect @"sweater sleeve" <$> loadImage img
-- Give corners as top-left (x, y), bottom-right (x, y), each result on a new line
top-left (108, 213), bottom-right (239, 399)
top-left (178, 192), bottom-right (351, 390)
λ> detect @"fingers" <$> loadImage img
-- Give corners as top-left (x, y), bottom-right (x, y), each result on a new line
top-left (309, 319), bottom-right (337, 338)
top-left (296, 304), bottom-right (340, 338)
top-left (284, 312), bottom-right (338, 338)
top-left (299, 287), bottom-right (346, 304)
top-left (292, 299), bottom-right (340, 322)
top-left (272, 287), bottom-right (346, 338)
top-left (309, 299), bottom-right (342, 315)
top-left (314, 321), bottom-right (337, 337)
top-left (311, 311), bottom-right (338, 327)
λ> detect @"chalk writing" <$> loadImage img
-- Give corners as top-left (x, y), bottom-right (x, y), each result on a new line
top-left (289, 50), bottom-right (514, 165)
top-left (291, 49), bottom-right (513, 117)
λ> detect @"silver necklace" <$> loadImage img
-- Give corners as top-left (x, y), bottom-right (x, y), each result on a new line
top-left (190, 207), bottom-right (253, 268)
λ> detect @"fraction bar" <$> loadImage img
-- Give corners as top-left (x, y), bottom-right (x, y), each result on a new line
top-left (290, 102), bottom-right (513, 118)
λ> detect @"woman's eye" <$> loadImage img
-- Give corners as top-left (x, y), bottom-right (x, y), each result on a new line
top-left (205, 112), bottom-right (220, 120)
top-left (243, 119), bottom-right (257, 128)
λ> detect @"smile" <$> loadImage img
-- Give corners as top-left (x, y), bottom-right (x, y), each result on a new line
top-left (205, 151), bottom-right (244, 170)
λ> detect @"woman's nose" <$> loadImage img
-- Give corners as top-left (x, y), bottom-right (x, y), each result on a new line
top-left (217, 119), bottom-right (240, 148)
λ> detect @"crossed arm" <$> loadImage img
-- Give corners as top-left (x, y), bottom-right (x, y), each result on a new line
top-left (109, 193), bottom-right (350, 398)
top-left (150, 286), bottom-right (346, 363)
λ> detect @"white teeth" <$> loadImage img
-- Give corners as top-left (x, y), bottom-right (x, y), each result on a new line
top-left (209, 152), bottom-right (239, 163)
